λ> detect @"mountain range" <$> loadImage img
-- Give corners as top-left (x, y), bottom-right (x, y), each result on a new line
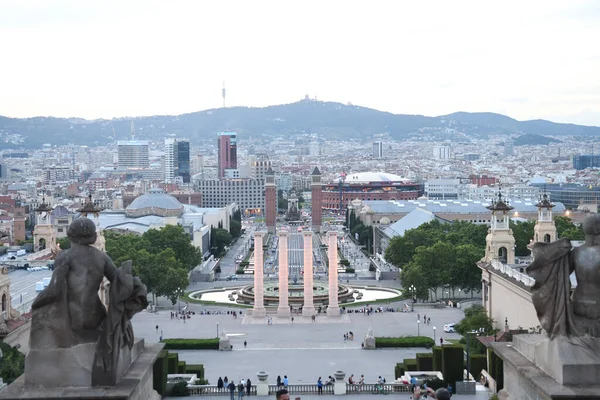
top-left (1, 100), bottom-right (599, 148)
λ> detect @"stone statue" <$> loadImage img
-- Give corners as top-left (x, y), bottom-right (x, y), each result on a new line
top-left (27, 217), bottom-right (148, 387)
top-left (528, 214), bottom-right (600, 338)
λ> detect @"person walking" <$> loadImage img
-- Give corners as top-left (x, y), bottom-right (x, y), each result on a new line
top-left (238, 381), bottom-right (245, 400)
top-left (246, 378), bottom-right (252, 396)
top-left (317, 377), bottom-right (323, 394)
top-left (228, 381), bottom-right (236, 400)
top-left (244, 340), bottom-right (247, 348)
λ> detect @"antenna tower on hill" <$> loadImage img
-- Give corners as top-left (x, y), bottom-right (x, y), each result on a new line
top-left (222, 81), bottom-right (226, 108)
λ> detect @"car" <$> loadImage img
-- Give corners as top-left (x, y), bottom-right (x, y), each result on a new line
top-left (226, 275), bottom-right (238, 281)
top-left (443, 323), bottom-right (456, 333)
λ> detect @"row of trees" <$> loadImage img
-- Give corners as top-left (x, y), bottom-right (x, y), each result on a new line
top-left (385, 220), bottom-right (487, 300)
top-left (104, 225), bottom-right (202, 305)
top-left (511, 216), bottom-right (584, 256)
top-left (345, 209), bottom-right (373, 254)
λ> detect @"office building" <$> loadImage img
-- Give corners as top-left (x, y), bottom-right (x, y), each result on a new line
top-left (504, 140), bottom-right (514, 156)
top-left (165, 139), bottom-right (191, 183)
top-left (372, 142), bottom-right (383, 159)
top-left (249, 156), bottom-right (272, 181)
top-left (433, 143), bottom-right (451, 159)
top-left (118, 140), bottom-right (149, 169)
top-left (44, 166), bottom-right (73, 184)
top-left (573, 155), bottom-right (600, 170)
top-left (217, 132), bottom-right (237, 178)
top-left (0, 163), bottom-right (10, 181)
top-left (195, 178), bottom-right (264, 214)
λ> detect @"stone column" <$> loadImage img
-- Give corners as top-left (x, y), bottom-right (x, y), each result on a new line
top-left (277, 231), bottom-right (291, 317)
top-left (252, 232), bottom-right (266, 318)
top-left (327, 231), bottom-right (341, 317)
top-left (333, 371), bottom-right (346, 395)
top-left (256, 371), bottom-right (269, 396)
top-left (302, 231), bottom-right (316, 317)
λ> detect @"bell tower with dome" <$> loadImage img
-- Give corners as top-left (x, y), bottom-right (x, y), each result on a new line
top-left (533, 192), bottom-right (557, 244)
top-left (484, 189), bottom-right (516, 264)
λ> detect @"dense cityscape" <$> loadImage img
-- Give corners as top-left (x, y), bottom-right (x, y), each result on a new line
top-left (1, 2), bottom-right (600, 400)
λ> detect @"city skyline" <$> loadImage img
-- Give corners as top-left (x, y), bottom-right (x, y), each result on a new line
top-left (1, 1), bottom-right (600, 125)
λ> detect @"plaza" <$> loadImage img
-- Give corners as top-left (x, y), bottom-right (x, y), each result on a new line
top-left (132, 304), bottom-right (465, 386)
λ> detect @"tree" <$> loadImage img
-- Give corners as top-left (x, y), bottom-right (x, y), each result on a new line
top-left (57, 237), bottom-right (71, 250)
top-left (399, 261), bottom-right (429, 301)
top-left (141, 225), bottom-right (202, 269)
top-left (454, 305), bottom-right (495, 336)
top-left (297, 193), bottom-right (305, 209)
top-left (0, 342), bottom-right (25, 384)
top-left (452, 244), bottom-right (485, 295)
top-left (230, 218), bottom-right (241, 238)
top-left (554, 216), bottom-right (584, 240)
top-left (510, 220), bottom-right (535, 256)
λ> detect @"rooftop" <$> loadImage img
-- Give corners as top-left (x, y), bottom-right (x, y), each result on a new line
top-left (343, 172), bottom-right (411, 184)
top-left (360, 199), bottom-right (566, 215)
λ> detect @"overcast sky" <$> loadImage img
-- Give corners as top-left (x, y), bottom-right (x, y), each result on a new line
top-left (1, 1), bottom-right (600, 125)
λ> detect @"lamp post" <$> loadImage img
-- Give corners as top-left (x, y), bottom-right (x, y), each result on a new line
top-left (409, 285), bottom-right (416, 312)
top-left (177, 287), bottom-right (181, 313)
top-left (417, 319), bottom-right (420, 336)
top-left (433, 326), bottom-right (436, 343)
top-left (465, 329), bottom-right (481, 381)
top-left (217, 322), bottom-right (219, 338)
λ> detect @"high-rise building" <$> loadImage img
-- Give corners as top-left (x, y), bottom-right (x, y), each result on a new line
top-left (372, 142), bottom-right (383, 159)
top-left (433, 143), bottom-right (451, 159)
top-left (504, 140), bottom-right (514, 156)
top-left (0, 163), bottom-right (10, 181)
top-left (309, 141), bottom-right (320, 157)
top-left (118, 140), bottom-right (149, 169)
top-left (217, 132), bottom-right (237, 178)
top-left (165, 139), bottom-right (191, 183)
top-left (573, 155), bottom-right (600, 170)
top-left (249, 155), bottom-right (272, 181)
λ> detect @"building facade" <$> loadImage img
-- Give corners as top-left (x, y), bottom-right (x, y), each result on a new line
top-left (165, 138), bottom-right (191, 183)
top-left (117, 140), bottom-right (150, 169)
top-left (217, 132), bottom-right (237, 178)
top-left (372, 142), bottom-right (383, 159)
top-left (195, 178), bottom-right (264, 214)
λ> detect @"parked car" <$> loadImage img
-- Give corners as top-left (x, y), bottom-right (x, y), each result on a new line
top-left (443, 323), bottom-right (456, 333)
top-left (226, 275), bottom-right (238, 281)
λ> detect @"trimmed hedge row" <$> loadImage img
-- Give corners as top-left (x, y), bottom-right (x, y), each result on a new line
top-left (162, 338), bottom-right (219, 350)
top-left (469, 354), bottom-right (487, 380)
top-left (404, 358), bottom-right (417, 371)
top-left (178, 361), bottom-right (187, 374)
top-left (167, 353), bottom-right (179, 374)
top-left (394, 363), bottom-right (405, 379)
top-left (375, 336), bottom-right (435, 348)
top-left (416, 353), bottom-right (433, 371)
top-left (186, 364), bottom-right (205, 379)
top-left (153, 350), bottom-right (168, 395)
top-left (442, 345), bottom-right (464, 393)
top-left (489, 349), bottom-right (504, 391)
top-left (432, 346), bottom-right (443, 371)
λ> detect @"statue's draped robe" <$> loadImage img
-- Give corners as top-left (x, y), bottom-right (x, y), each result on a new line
top-left (528, 238), bottom-right (600, 338)
top-left (92, 261), bottom-right (148, 386)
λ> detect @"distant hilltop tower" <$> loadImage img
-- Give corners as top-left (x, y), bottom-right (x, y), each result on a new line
top-left (222, 82), bottom-right (226, 108)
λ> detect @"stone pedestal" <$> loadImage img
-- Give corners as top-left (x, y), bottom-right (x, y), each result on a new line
top-left (302, 232), bottom-right (316, 317)
top-left (333, 371), bottom-right (346, 395)
top-left (326, 231), bottom-right (340, 317)
top-left (277, 232), bottom-right (291, 318)
top-left (0, 343), bottom-right (164, 400)
top-left (252, 232), bottom-right (266, 318)
top-left (219, 332), bottom-right (232, 351)
top-left (492, 336), bottom-right (600, 400)
top-left (256, 371), bottom-right (269, 396)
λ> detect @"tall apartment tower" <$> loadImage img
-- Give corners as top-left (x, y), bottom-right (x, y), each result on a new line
top-left (372, 142), bottom-right (383, 158)
top-left (265, 167), bottom-right (277, 233)
top-left (433, 143), bottom-right (451, 160)
top-left (311, 166), bottom-right (323, 233)
top-left (217, 132), bottom-right (237, 178)
top-left (165, 138), bottom-right (191, 183)
top-left (118, 140), bottom-right (149, 169)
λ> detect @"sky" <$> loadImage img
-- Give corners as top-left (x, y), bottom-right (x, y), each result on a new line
top-left (1, 0), bottom-right (600, 125)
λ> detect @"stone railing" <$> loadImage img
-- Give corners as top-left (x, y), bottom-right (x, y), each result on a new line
top-left (491, 260), bottom-right (535, 287)
top-left (346, 383), bottom-right (412, 394)
top-left (186, 383), bottom-right (411, 395)
top-left (271, 384), bottom-right (334, 395)
top-left (188, 385), bottom-right (257, 396)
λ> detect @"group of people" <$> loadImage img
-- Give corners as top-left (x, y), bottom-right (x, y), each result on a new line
top-left (417, 314), bottom-right (432, 325)
top-left (343, 331), bottom-right (354, 341)
top-left (275, 375), bottom-right (289, 387)
top-left (217, 377), bottom-right (253, 400)
top-left (170, 310), bottom-right (193, 321)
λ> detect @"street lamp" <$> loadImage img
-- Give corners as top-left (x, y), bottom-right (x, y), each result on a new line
top-left (433, 326), bottom-right (436, 343)
top-left (466, 329), bottom-right (483, 381)
top-left (417, 319), bottom-right (420, 336)
top-left (217, 322), bottom-right (219, 338)
top-left (177, 287), bottom-right (181, 313)
top-left (409, 285), bottom-right (416, 312)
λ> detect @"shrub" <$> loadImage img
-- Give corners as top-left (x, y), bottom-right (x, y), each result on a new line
top-left (195, 378), bottom-right (209, 385)
top-left (153, 350), bottom-right (168, 395)
top-left (422, 377), bottom-right (447, 390)
top-left (0, 342), bottom-right (25, 384)
top-left (375, 336), bottom-right (435, 348)
top-left (469, 354), bottom-right (487, 381)
top-left (178, 361), bottom-right (187, 374)
top-left (186, 364), bottom-right (205, 380)
top-left (162, 338), bottom-right (219, 350)
top-left (441, 345), bottom-right (464, 391)
top-left (167, 353), bottom-right (179, 374)
top-left (416, 353), bottom-right (433, 371)
top-left (432, 346), bottom-right (443, 371)
top-left (394, 363), bottom-right (405, 379)
top-left (404, 358), bottom-right (417, 371)
top-left (171, 381), bottom-right (189, 396)
top-left (345, 267), bottom-right (355, 273)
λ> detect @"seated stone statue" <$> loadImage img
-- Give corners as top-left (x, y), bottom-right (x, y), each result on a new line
top-left (27, 217), bottom-right (148, 387)
top-left (528, 214), bottom-right (600, 338)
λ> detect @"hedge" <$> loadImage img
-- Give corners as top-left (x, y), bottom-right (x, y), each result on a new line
top-left (172, 381), bottom-right (189, 397)
top-left (186, 364), bottom-right (205, 380)
top-left (490, 349), bottom-right (504, 391)
top-left (167, 353), bottom-right (179, 374)
top-left (162, 338), bottom-right (219, 350)
top-left (468, 354), bottom-right (487, 381)
top-left (394, 363), bottom-right (405, 379)
top-left (432, 346), bottom-right (443, 371)
top-left (178, 361), bottom-right (187, 374)
top-left (416, 353), bottom-right (433, 371)
top-left (375, 336), bottom-right (435, 348)
top-left (403, 358), bottom-right (417, 371)
top-left (153, 350), bottom-right (168, 395)
top-left (345, 267), bottom-right (355, 273)
top-left (441, 345), bottom-right (464, 392)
